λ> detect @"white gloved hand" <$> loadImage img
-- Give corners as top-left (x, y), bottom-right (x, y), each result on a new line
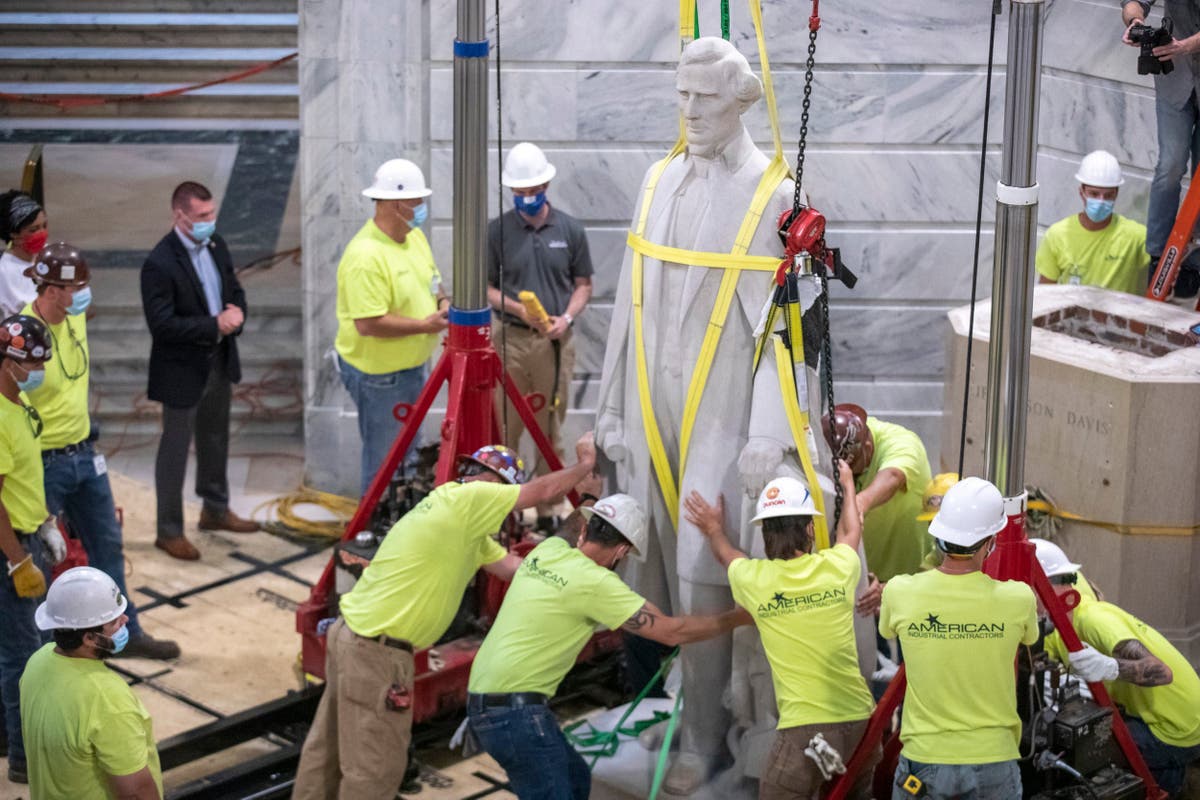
top-left (1069, 644), bottom-right (1119, 683)
top-left (737, 436), bottom-right (786, 498)
top-left (37, 517), bottom-right (67, 565)
top-left (595, 413), bottom-right (628, 464)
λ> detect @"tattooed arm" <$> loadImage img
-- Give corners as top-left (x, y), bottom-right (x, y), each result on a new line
top-left (620, 600), bottom-right (752, 646)
top-left (1112, 639), bottom-right (1174, 687)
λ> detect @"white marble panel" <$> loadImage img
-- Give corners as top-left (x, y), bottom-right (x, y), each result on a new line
top-left (299, 0), bottom-right (340, 61)
top-left (1038, 73), bottom-right (1157, 172)
top-left (429, 68), bottom-right (577, 142)
top-left (1042, 0), bottom-right (1158, 89)
top-left (300, 57), bottom-right (339, 141)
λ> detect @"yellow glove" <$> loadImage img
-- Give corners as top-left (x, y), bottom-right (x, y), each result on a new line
top-left (8, 554), bottom-right (47, 599)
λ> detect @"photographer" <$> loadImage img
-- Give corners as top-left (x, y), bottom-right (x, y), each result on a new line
top-left (1122, 0), bottom-right (1200, 297)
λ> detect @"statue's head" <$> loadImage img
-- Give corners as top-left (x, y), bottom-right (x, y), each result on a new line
top-left (676, 37), bottom-right (763, 159)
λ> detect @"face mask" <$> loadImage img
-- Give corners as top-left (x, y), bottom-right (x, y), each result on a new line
top-left (513, 192), bottom-right (547, 217)
top-left (189, 219), bottom-right (216, 242)
top-left (96, 624), bottom-right (129, 655)
top-left (1084, 198), bottom-right (1114, 223)
top-left (409, 202), bottom-right (428, 229)
top-left (15, 366), bottom-right (44, 393)
top-left (20, 230), bottom-right (48, 254)
top-left (67, 286), bottom-right (92, 316)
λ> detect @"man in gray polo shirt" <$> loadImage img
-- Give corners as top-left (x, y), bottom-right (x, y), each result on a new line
top-left (487, 142), bottom-right (594, 529)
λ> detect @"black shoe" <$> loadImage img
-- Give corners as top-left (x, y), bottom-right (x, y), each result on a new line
top-left (1175, 268), bottom-right (1200, 299)
top-left (114, 633), bottom-right (181, 660)
top-left (8, 762), bottom-right (27, 784)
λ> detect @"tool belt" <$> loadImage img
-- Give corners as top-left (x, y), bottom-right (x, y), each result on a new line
top-left (349, 624), bottom-right (413, 654)
top-left (467, 692), bottom-right (548, 712)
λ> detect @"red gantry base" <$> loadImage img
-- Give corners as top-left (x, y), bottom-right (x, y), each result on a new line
top-left (294, 307), bottom-right (599, 722)
top-left (824, 495), bottom-right (1165, 800)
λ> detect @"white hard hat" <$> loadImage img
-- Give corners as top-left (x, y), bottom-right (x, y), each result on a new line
top-left (35, 566), bottom-right (127, 631)
top-left (501, 142), bottom-right (556, 189)
top-left (581, 493), bottom-right (647, 559)
top-left (752, 476), bottom-right (823, 523)
top-left (362, 158), bottom-right (433, 200)
top-left (1031, 538), bottom-right (1082, 578)
top-left (928, 476), bottom-right (1006, 547)
top-left (1074, 150), bottom-right (1124, 188)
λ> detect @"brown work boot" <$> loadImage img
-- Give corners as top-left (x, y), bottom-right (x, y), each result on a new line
top-left (114, 632), bottom-right (181, 660)
top-left (198, 508), bottom-right (260, 534)
top-left (155, 536), bottom-right (200, 561)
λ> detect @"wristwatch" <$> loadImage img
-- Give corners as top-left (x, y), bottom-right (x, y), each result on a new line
top-left (563, 312), bottom-right (574, 327)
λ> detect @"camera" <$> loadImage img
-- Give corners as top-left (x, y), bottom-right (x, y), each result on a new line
top-left (1128, 17), bottom-right (1174, 75)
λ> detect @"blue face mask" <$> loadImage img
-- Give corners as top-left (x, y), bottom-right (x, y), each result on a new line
top-left (410, 202), bottom-right (428, 229)
top-left (99, 624), bottom-right (129, 654)
top-left (190, 219), bottom-right (216, 242)
top-left (1084, 198), bottom-right (1114, 223)
top-left (16, 366), bottom-right (44, 393)
top-left (513, 191), bottom-right (547, 217)
top-left (67, 286), bottom-right (91, 316)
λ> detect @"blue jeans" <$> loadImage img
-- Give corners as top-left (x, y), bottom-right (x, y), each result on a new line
top-left (893, 755), bottom-right (1020, 800)
top-left (337, 356), bottom-right (426, 497)
top-left (42, 442), bottom-right (141, 637)
top-left (468, 703), bottom-right (590, 799)
top-left (1148, 89), bottom-right (1200, 266)
top-left (0, 533), bottom-right (49, 767)
top-left (1123, 714), bottom-right (1200, 799)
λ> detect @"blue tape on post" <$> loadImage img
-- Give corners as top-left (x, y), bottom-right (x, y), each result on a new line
top-left (453, 39), bottom-right (490, 58)
top-left (450, 307), bottom-right (492, 326)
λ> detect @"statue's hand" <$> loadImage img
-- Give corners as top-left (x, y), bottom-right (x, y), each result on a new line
top-left (596, 413), bottom-right (629, 464)
top-left (738, 436), bottom-right (785, 498)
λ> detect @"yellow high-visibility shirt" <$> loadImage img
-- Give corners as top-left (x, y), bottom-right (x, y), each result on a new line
top-left (334, 220), bottom-right (440, 374)
top-left (729, 544), bottom-right (875, 728)
top-left (20, 304), bottom-right (90, 450)
top-left (0, 395), bottom-right (46, 532)
top-left (859, 417), bottom-right (932, 582)
top-left (1035, 213), bottom-right (1149, 295)
top-left (879, 570), bottom-right (1038, 764)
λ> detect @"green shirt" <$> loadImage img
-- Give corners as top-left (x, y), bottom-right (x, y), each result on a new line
top-left (0, 394), bottom-right (46, 532)
top-left (20, 644), bottom-right (163, 800)
top-left (859, 417), bottom-right (932, 582)
top-left (1035, 213), bottom-right (1149, 295)
top-left (728, 544), bottom-right (875, 728)
top-left (340, 481), bottom-right (515, 648)
top-left (21, 304), bottom-right (91, 450)
top-left (1044, 600), bottom-right (1200, 748)
top-left (334, 220), bottom-right (441, 374)
top-left (469, 537), bottom-right (644, 697)
top-left (879, 570), bottom-right (1038, 765)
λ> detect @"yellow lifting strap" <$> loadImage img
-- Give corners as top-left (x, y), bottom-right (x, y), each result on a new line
top-left (629, 0), bottom-right (790, 529)
top-left (770, 334), bottom-right (831, 550)
top-left (1026, 500), bottom-right (1200, 537)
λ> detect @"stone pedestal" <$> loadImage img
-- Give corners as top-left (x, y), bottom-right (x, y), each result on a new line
top-left (941, 285), bottom-right (1200, 659)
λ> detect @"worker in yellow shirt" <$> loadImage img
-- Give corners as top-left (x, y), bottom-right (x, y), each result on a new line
top-left (467, 493), bottom-right (747, 799)
top-left (685, 460), bottom-right (879, 800)
top-left (22, 567), bottom-right (162, 800)
top-left (822, 403), bottom-right (932, 583)
top-left (879, 477), bottom-right (1038, 799)
top-left (335, 158), bottom-right (449, 496)
top-left (0, 313), bottom-right (63, 785)
top-left (1035, 539), bottom-right (1200, 798)
top-left (293, 433), bottom-right (598, 800)
top-left (1036, 150), bottom-right (1149, 295)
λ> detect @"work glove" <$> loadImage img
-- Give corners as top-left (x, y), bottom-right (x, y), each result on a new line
top-left (1069, 644), bottom-right (1119, 683)
top-left (8, 554), bottom-right (47, 599)
top-left (737, 436), bottom-right (785, 498)
top-left (37, 517), bottom-right (67, 565)
top-left (595, 413), bottom-right (628, 464)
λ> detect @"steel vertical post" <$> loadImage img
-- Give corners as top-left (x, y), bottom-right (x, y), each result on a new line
top-left (452, 0), bottom-right (488, 311)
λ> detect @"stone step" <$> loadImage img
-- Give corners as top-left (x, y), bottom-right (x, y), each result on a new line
top-left (0, 14), bottom-right (298, 49)
top-left (88, 307), bottom-right (302, 337)
top-left (6, 0), bottom-right (295, 12)
top-left (0, 47), bottom-right (298, 84)
top-left (0, 84), bottom-right (296, 119)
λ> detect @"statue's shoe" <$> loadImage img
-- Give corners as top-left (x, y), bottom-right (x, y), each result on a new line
top-left (663, 752), bottom-right (709, 797)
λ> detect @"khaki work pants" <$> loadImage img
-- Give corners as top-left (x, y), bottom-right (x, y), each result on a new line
top-left (494, 323), bottom-right (575, 479)
top-left (293, 618), bottom-right (415, 800)
top-left (759, 718), bottom-right (879, 800)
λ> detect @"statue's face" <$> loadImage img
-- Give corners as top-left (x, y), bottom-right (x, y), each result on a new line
top-left (676, 63), bottom-right (744, 159)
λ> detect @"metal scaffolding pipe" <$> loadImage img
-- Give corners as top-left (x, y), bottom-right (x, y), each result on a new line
top-left (452, 0), bottom-right (489, 311)
top-left (984, 0), bottom-right (1044, 496)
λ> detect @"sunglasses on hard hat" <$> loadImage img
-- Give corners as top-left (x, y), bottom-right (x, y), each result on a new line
top-left (1048, 573), bottom-right (1078, 586)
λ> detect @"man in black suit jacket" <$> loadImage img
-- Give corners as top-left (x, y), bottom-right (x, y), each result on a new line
top-left (140, 181), bottom-right (259, 561)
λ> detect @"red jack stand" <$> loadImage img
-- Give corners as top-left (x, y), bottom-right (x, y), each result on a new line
top-left (294, 306), bottom-right (578, 718)
top-left (825, 496), bottom-right (1165, 800)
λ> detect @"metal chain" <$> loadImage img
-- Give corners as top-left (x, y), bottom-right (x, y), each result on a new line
top-left (819, 272), bottom-right (843, 528)
top-left (791, 27), bottom-right (818, 210)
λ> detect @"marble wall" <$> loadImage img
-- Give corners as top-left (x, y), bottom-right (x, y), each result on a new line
top-left (300, 0), bottom-right (1159, 493)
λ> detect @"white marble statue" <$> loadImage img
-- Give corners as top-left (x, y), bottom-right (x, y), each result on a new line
top-left (596, 37), bottom-right (874, 795)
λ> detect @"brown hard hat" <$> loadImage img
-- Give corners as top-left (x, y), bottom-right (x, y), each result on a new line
top-left (0, 314), bottom-right (52, 363)
top-left (24, 241), bottom-right (90, 287)
top-left (821, 403), bottom-right (874, 474)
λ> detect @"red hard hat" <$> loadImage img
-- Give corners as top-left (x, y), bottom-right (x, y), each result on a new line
top-left (821, 403), bottom-right (874, 474)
